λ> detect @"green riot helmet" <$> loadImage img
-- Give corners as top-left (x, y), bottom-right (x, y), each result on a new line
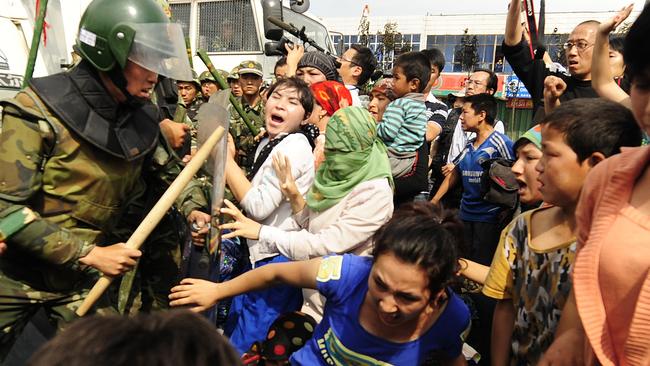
top-left (75, 0), bottom-right (191, 82)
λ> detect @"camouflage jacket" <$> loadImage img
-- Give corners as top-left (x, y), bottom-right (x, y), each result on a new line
top-left (186, 97), bottom-right (204, 123)
top-left (0, 89), bottom-right (149, 291)
top-left (228, 97), bottom-right (265, 174)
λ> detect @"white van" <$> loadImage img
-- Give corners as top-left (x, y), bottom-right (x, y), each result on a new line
top-left (0, 0), bottom-right (336, 96)
top-left (168, 0), bottom-right (338, 78)
top-left (0, 0), bottom-right (83, 99)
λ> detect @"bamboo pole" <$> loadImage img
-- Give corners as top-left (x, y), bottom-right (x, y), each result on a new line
top-left (23, 0), bottom-right (49, 87)
top-left (76, 126), bottom-right (225, 316)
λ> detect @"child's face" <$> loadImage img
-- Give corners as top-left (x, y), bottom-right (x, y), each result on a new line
top-left (460, 102), bottom-right (483, 132)
top-left (391, 66), bottom-right (418, 97)
top-left (366, 251), bottom-right (437, 329)
top-left (265, 86), bottom-right (306, 139)
top-left (512, 142), bottom-right (543, 205)
top-left (536, 125), bottom-right (592, 207)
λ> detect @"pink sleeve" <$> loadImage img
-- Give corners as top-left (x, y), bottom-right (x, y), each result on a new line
top-left (575, 159), bottom-right (612, 251)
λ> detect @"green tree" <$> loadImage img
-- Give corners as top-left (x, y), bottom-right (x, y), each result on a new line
top-left (375, 21), bottom-right (410, 71)
top-left (358, 6), bottom-right (370, 46)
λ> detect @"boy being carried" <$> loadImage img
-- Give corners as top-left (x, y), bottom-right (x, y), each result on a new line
top-left (377, 52), bottom-right (430, 178)
top-left (483, 99), bottom-right (642, 365)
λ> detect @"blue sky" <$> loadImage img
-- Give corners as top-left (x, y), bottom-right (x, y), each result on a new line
top-left (308, 0), bottom-right (648, 17)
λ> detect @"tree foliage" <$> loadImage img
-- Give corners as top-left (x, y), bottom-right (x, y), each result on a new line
top-left (358, 8), bottom-right (370, 46)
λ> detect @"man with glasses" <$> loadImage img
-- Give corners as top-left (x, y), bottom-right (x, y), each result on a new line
top-left (336, 45), bottom-right (377, 106)
top-left (504, 0), bottom-right (599, 123)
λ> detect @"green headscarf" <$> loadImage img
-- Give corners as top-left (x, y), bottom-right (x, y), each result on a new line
top-left (306, 106), bottom-right (393, 212)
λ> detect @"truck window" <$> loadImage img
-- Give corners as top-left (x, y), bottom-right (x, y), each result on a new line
top-left (196, 0), bottom-right (261, 53)
top-left (281, 11), bottom-right (335, 54)
top-left (170, 2), bottom-right (191, 38)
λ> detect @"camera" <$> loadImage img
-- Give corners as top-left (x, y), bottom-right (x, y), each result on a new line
top-left (264, 37), bottom-right (295, 57)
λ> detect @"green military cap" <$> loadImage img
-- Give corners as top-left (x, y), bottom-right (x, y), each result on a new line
top-left (199, 70), bottom-right (216, 83)
top-left (177, 70), bottom-right (201, 89)
top-left (227, 66), bottom-right (240, 81)
top-left (217, 69), bottom-right (229, 80)
top-left (237, 60), bottom-right (263, 77)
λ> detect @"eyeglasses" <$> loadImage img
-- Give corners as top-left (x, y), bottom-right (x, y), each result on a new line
top-left (562, 41), bottom-right (593, 52)
top-left (336, 56), bottom-right (359, 67)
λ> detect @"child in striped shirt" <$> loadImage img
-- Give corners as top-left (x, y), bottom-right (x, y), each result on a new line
top-left (377, 52), bottom-right (430, 178)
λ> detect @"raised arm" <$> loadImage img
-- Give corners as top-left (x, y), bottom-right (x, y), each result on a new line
top-left (592, 4), bottom-right (633, 108)
top-left (505, 0), bottom-right (524, 46)
top-left (284, 44), bottom-right (305, 78)
top-left (169, 257), bottom-right (321, 312)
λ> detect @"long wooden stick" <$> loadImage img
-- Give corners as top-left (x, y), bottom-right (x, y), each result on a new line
top-left (76, 126), bottom-right (225, 316)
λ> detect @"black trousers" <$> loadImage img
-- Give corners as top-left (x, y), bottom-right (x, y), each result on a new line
top-left (462, 220), bottom-right (503, 365)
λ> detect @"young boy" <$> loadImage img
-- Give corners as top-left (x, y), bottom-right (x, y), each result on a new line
top-left (430, 93), bottom-right (513, 362)
top-left (377, 51), bottom-right (430, 178)
top-left (483, 98), bottom-right (642, 365)
top-left (431, 93), bottom-right (514, 265)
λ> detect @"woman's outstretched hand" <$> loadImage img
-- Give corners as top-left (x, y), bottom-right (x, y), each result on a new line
top-left (219, 199), bottom-right (262, 240)
top-left (169, 278), bottom-right (220, 312)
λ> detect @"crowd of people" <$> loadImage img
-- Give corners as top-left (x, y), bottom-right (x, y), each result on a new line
top-left (0, 0), bottom-right (649, 364)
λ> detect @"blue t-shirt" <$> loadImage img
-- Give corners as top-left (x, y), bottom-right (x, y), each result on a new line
top-left (291, 254), bottom-right (471, 365)
top-left (457, 131), bottom-right (514, 223)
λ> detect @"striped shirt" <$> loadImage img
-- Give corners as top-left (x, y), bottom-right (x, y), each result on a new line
top-left (377, 93), bottom-right (427, 153)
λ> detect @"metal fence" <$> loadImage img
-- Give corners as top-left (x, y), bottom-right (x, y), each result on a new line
top-left (196, 0), bottom-right (260, 53)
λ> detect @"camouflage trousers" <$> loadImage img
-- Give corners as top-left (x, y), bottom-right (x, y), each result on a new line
top-left (0, 271), bottom-right (115, 361)
top-left (116, 236), bottom-right (182, 315)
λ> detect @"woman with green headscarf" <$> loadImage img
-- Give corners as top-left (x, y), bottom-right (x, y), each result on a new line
top-left (221, 106), bottom-right (394, 320)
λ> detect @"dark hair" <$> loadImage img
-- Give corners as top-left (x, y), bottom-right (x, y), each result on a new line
top-left (624, 4), bottom-right (650, 84)
top-left (542, 98), bottom-right (642, 162)
top-left (609, 36), bottom-right (625, 55)
top-left (471, 68), bottom-right (498, 93)
top-left (275, 57), bottom-right (288, 71)
top-left (371, 202), bottom-right (464, 300)
top-left (462, 93), bottom-right (497, 126)
top-left (28, 311), bottom-right (241, 366)
top-left (350, 44), bottom-right (378, 86)
top-left (421, 48), bottom-right (445, 73)
top-left (394, 52), bottom-right (431, 93)
top-left (266, 77), bottom-right (314, 118)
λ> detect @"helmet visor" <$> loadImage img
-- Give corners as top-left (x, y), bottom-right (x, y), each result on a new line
top-left (128, 23), bottom-right (192, 81)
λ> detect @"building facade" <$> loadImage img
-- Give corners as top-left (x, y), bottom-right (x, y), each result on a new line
top-left (323, 9), bottom-right (640, 136)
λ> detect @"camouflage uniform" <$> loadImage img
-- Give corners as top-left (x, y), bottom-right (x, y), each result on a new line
top-left (111, 135), bottom-right (208, 314)
top-left (228, 98), bottom-right (265, 175)
top-left (183, 97), bottom-right (204, 154)
top-left (228, 61), bottom-right (266, 175)
top-left (0, 61), bottom-right (159, 359)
